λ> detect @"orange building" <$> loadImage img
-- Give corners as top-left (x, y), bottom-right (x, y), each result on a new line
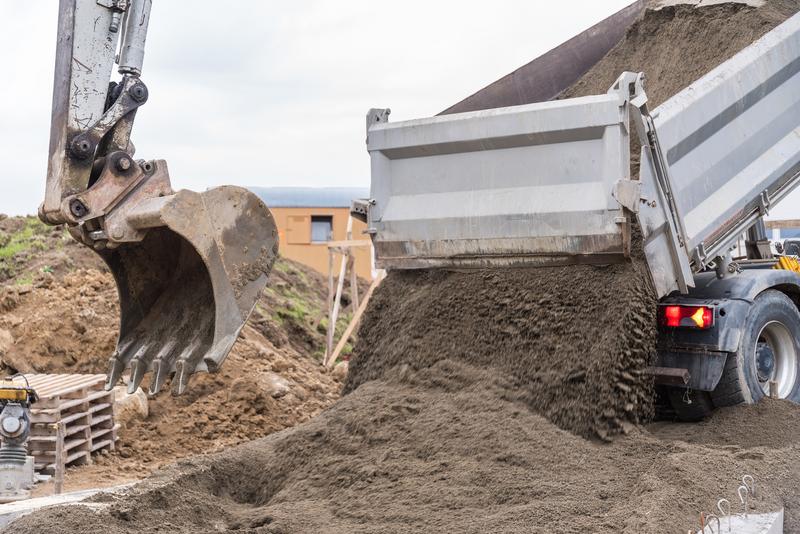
top-left (253, 187), bottom-right (373, 280)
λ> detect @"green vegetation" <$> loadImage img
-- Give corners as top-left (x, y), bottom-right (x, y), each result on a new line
top-left (14, 273), bottom-right (33, 286)
top-left (0, 217), bottom-right (51, 260)
top-left (261, 258), bottom-right (358, 362)
top-left (0, 217), bottom-right (59, 282)
top-left (275, 287), bottom-right (314, 324)
top-left (272, 260), bottom-right (290, 274)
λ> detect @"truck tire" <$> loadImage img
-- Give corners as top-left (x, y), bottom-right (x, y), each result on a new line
top-left (712, 290), bottom-right (800, 406)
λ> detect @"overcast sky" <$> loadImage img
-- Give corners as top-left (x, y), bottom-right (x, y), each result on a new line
top-left (0, 1), bottom-right (636, 216)
top-left (0, 1), bottom-right (796, 221)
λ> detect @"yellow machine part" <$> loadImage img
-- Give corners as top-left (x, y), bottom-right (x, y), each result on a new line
top-left (0, 382), bottom-right (33, 402)
top-left (774, 256), bottom-right (800, 274)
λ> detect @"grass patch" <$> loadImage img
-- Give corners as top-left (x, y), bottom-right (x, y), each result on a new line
top-left (272, 259), bottom-right (290, 274)
top-left (0, 217), bottom-right (50, 260)
top-left (275, 288), bottom-right (316, 323)
top-left (14, 273), bottom-right (33, 286)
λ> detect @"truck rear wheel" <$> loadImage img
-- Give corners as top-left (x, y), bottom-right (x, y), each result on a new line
top-left (712, 290), bottom-right (800, 406)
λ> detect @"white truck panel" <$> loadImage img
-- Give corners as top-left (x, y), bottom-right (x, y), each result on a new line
top-left (637, 12), bottom-right (800, 296)
top-left (366, 91), bottom-right (634, 269)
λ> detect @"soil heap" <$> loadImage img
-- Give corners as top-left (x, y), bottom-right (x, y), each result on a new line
top-left (0, 215), bottom-right (356, 485)
top-left (9, 1), bottom-right (800, 532)
top-left (346, 263), bottom-right (657, 440)
top-left (11, 365), bottom-right (800, 534)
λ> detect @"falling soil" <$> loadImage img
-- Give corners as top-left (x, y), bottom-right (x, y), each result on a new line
top-left (346, 263), bottom-right (657, 440)
top-left (9, 1), bottom-right (800, 532)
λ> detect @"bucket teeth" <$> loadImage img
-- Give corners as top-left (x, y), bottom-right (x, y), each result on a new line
top-left (105, 354), bottom-right (125, 391)
top-left (148, 359), bottom-right (168, 395)
top-left (172, 360), bottom-right (192, 396)
top-left (147, 340), bottom-right (179, 395)
top-left (128, 357), bottom-right (148, 394)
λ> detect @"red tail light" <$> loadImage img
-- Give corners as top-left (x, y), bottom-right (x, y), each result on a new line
top-left (660, 305), bottom-right (714, 329)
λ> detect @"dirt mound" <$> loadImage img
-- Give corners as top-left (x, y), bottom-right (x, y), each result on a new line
top-left (0, 216), bottom-right (103, 284)
top-left (11, 362), bottom-right (800, 533)
top-left (0, 216), bottom-right (357, 483)
top-left (0, 269), bottom-right (118, 374)
top-left (346, 263), bottom-right (657, 440)
top-left (652, 396), bottom-right (800, 448)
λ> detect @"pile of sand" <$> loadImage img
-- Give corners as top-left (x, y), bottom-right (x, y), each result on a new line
top-left (347, 263), bottom-right (657, 440)
top-left (10, 1), bottom-right (800, 532)
top-left (563, 0), bottom-right (800, 106)
top-left (11, 363), bottom-right (800, 533)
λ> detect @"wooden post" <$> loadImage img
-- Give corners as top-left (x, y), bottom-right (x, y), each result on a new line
top-left (348, 254), bottom-right (359, 310)
top-left (327, 251), bottom-right (348, 360)
top-left (53, 421), bottom-right (65, 495)
top-left (345, 219), bottom-right (359, 311)
top-left (326, 248), bottom-right (335, 360)
top-left (325, 217), bottom-right (354, 362)
top-left (325, 271), bottom-right (385, 367)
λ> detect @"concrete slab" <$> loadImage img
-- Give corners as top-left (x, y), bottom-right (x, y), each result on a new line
top-left (0, 483), bottom-right (134, 530)
top-left (699, 509), bottom-right (784, 533)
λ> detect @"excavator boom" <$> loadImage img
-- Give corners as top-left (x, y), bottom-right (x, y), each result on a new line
top-left (41, 0), bottom-right (278, 395)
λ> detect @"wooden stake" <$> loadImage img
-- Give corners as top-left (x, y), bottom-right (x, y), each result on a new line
top-left (53, 421), bottom-right (65, 495)
top-left (325, 271), bottom-right (385, 367)
top-left (348, 254), bottom-right (359, 310)
top-left (326, 217), bottom-right (353, 361)
top-left (326, 248), bottom-right (335, 359)
top-left (345, 219), bottom-right (359, 311)
top-left (327, 252), bottom-right (347, 359)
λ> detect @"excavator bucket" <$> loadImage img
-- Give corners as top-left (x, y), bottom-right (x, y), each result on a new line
top-left (96, 181), bottom-right (279, 395)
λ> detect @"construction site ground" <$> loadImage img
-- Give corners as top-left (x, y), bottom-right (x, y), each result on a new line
top-left (0, 215), bottom-right (360, 496)
top-left (5, 1), bottom-right (800, 532)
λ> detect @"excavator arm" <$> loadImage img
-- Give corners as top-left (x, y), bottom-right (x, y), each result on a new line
top-left (41, 0), bottom-right (279, 395)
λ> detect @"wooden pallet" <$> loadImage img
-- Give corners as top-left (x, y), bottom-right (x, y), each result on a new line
top-left (23, 374), bottom-right (119, 474)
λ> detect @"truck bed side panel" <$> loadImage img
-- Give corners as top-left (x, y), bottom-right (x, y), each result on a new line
top-left (638, 13), bottom-right (800, 297)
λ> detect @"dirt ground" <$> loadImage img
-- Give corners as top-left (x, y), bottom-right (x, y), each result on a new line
top-left (0, 215), bottom-right (358, 493)
top-left (10, 363), bottom-right (800, 534)
top-left (7, 1), bottom-right (800, 532)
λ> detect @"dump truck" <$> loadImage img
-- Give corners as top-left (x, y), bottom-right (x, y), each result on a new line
top-left (41, 0), bottom-right (279, 396)
top-left (356, 8), bottom-right (800, 420)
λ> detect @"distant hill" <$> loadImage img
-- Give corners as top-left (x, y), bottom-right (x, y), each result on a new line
top-left (249, 187), bottom-right (369, 209)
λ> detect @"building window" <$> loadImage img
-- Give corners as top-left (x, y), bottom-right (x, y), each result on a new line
top-left (311, 215), bottom-right (333, 243)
